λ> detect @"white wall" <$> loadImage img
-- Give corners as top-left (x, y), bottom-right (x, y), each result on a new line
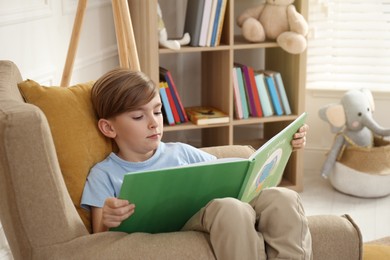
top-left (0, 0), bottom-right (119, 86)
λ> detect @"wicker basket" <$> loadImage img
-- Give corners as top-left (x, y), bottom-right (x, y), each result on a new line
top-left (337, 136), bottom-right (390, 176)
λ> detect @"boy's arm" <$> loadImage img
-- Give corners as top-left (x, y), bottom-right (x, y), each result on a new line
top-left (91, 207), bottom-right (108, 233)
top-left (91, 197), bottom-right (136, 233)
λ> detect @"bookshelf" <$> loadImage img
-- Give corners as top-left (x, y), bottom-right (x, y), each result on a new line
top-left (128, 0), bottom-right (307, 191)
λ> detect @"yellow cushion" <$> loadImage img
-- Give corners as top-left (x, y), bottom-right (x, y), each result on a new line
top-left (18, 79), bottom-right (113, 233)
top-left (363, 244), bottom-right (390, 260)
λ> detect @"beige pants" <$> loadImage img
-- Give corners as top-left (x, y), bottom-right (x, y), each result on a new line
top-left (182, 187), bottom-right (312, 260)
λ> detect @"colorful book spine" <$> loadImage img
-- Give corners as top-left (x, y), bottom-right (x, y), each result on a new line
top-left (254, 72), bottom-right (273, 117)
top-left (164, 83), bottom-right (181, 124)
top-left (264, 75), bottom-right (283, 116)
top-left (273, 72), bottom-right (292, 115)
top-left (232, 67), bottom-right (243, 119)
top-left (210, 0), bottom-right (222, 47)
top-left (236, 63), bottom-right (258, 117)
top-left (248, 66), bottom-right (263, 117)
top-left (234, 67), bottom-right (249, 119)
top-left (213, 0), bottom-right (227, 46)
top-left (159, 82), bottom-right (175, 126)
top-left (166, 70), bottom-right (188, 122)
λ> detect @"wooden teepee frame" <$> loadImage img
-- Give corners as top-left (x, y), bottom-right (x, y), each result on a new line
top-left (60, 0), bottom-right (140, 87)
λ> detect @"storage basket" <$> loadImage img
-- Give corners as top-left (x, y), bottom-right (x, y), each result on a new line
top-left (337, 136), bottom-right (390, 176)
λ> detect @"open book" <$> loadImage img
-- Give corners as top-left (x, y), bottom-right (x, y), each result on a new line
top-left (111, 113), bottom-right (307, 234)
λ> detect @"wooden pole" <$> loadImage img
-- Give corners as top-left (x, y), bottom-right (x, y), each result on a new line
top-left (60, 0), bottom-right (88, 87)
top-left (60, 0), bottom-right (141, 85)
top-left (112, 0), bottom-right (130, 68)
top-left (118, 0), bottom-right (140, 71)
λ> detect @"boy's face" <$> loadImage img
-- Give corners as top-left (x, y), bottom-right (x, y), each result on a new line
top-left (106, 94), bottom-right (164, 162)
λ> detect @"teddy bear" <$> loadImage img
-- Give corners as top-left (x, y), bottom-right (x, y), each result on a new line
top-left (318, 89), bottom-right (390, 197)
top-left (158, 3), bottom-right (190, 50)
top-left (236, 0), bottom-right (308, 54)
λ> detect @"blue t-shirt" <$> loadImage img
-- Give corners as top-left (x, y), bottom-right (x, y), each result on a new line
top-left (81, 142), bottom-right (216, 210)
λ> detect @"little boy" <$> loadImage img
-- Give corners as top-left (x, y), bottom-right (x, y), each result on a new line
top-left (81, 68), bottom-right (312, 259)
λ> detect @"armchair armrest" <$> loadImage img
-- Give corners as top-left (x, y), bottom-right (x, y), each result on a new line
top-left (308, 214), bottom-right (362, 260)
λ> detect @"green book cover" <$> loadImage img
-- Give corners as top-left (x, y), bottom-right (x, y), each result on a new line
top-left (111, 113), bottom-right (307, 234)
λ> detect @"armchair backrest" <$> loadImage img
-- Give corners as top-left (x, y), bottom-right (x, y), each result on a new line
top-left (0, 61), bottom-right (88, 259)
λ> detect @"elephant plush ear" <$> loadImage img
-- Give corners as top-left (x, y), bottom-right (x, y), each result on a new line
top-left (319, 104), bottom-right (346, 133)
top-left (361, 88), bottom-right (375, 112)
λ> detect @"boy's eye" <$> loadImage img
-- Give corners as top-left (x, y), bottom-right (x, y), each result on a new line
top-left (154, 111), bottom-right (162, 115)
top-left (132, 115), bottom-right (143, 120)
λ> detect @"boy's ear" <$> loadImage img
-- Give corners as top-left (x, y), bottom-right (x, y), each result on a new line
top-left (97, 119), bottom-right (116, 138)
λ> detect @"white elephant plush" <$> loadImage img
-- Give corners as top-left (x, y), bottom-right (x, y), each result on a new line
top-left (319, 89), bottom-right (390, 197)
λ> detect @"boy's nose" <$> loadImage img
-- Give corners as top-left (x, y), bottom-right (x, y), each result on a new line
top-left (149, 116), bottom-right (158, 128)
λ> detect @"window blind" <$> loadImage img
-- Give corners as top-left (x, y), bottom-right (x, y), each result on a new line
top-left (307, 0), bottom-right (390, 91)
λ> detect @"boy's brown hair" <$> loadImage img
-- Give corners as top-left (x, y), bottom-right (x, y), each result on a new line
top-left (91, 68), bottom-right (158, 119)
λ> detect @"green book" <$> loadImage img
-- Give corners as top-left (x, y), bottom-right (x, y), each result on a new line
top-left (111, 113), bottom-right (307, 234)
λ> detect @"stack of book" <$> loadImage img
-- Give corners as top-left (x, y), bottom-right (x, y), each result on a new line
top-left (232, 63), bottom-right (292, 119)
top-left (159, 67), bottom-right (188, 126)
top-left (184, 0), bottom-right (227, 47)
top-left (185, 106), bottom-right (229, 125)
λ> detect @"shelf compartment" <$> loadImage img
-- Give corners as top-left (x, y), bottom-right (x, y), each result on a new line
top-left (232, 115), bottom-right (298, 126)
top-left (163, 122), bottom-right (230, 132)
top-left (159, 45), bottom-right (231, 54)
top-left (233, 35), bottom-right (279, 49)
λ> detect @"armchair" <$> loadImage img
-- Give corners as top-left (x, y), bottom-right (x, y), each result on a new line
top-left (0, 60), bottom-right (363, 259)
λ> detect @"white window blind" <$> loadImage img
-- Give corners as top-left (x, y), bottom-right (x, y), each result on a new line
top-left (307, 0), bottom-right (390, 91)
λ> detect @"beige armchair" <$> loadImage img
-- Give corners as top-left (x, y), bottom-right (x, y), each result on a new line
top-left (0, 60), bottom-right (363, 259)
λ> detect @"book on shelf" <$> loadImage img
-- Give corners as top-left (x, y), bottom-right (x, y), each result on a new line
top-left (264, 73), bottom-right (284, 116)
top-left (234, 66), bottom-right (250, 119)
top-left (210, 0), bottom-right (227, 47)
top-left (159, 67), bottom-right (188, 123)
top-left (110, 112), bottom-right (307, 233)
top-left (213, 0), bottom-right (227, 46)
top-left (184, 0), bottom-right (205, 46)
top-left (158, 82), bottom-right (175, 126)
top-left (206, 0), bottom-right (218, 46)
top-left (162, 81), bottom-right (181, 124)
top-left (248, 66), bottom-right (263, 117)
top-left (235, 63), bottom-right (262, 117)
top-left (185, 106), bottom-right (229, 125)
top-left (269, 71), bottom-right (292, 115)
top-left (184, 0), bottom-right (226, 47)
top-left (254, 71), bottom-right (274, 117)
top-left (210, 0), bottom-right (222, 46)
top-left (232, 67), bottom-right (243, 119)
top-left (198, 0), bottom-right (213, 47)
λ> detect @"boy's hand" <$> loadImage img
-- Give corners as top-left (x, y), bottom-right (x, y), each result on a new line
top-left (102, 197), bottom-right (135, 229)
top-left (291, 124), bottom-right (308, 150)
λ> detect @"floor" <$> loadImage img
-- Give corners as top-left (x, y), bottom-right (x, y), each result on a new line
top-left (299, 170), bottom-right (390, 243)
top-left (1, 171), bottom-right (389, 260)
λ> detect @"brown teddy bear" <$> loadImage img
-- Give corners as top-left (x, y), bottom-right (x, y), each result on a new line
top-left (236, 0), bottom-right (308, 54)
